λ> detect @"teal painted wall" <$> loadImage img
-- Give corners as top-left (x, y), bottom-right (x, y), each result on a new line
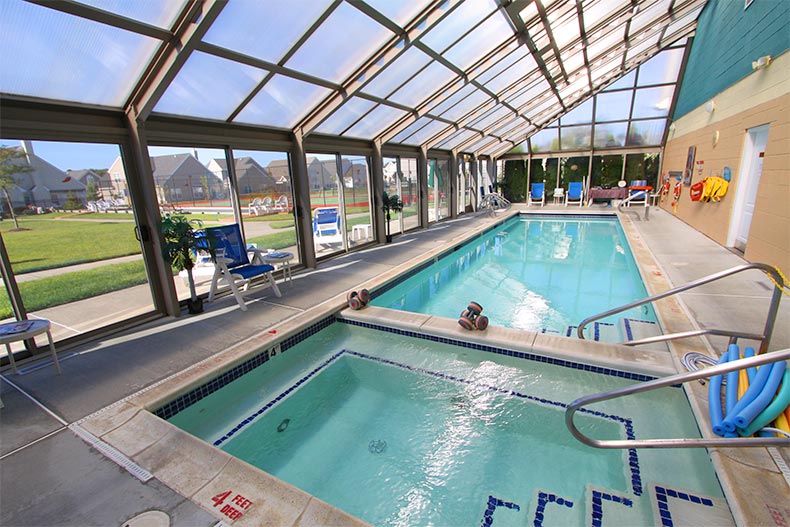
top-left (673, 0), bottom-right (789, 119)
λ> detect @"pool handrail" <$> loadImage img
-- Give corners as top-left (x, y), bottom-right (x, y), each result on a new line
top-left (617, 190), bottom-right (649, 221)
top-left (565, 348), bottom-right (790, 449)
top-left (576, 262), bottom-right (784, 355)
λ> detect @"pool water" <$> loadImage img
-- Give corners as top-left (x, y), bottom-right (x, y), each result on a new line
top-left (168, 323), bottom-right (723, 527)
top-left (371, 215), bottom-right (658, 340)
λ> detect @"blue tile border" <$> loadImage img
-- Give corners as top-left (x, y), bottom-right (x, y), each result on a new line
top-left (591, 489), bottom-right (634, 527)
top-left (153, 315), bottom-right (335, 420)
top-left (211, 348), bottom-right (645, 496)
top-left (533, 491), bottom-right (574, 527)
top-left (653, 485), bottom-right (714, 527)
top-left (337, 318), bottom-right (658, 383)
top-left (482, 495), bottom-right (521, 526)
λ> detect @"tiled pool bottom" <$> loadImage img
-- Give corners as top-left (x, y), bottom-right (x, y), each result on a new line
top-left (161, 319), bottom-right (731, 527)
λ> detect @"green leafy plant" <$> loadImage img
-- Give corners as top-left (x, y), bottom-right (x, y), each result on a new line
top-left (159, 214), bottom-right (208, 312)
top-left (382, 191), bottom-right (403, 243)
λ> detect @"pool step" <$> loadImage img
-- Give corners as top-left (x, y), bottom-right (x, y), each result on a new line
top-left (620, 318), bottom-right (669, 352)
top-left (648, 483), bottom-right (734, 526)
top-left (563, 322), bottom-right (620, 342)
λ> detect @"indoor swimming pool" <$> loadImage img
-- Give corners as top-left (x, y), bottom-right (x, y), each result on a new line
top-left (371, 214), bottom-right (659, 342)
top-left (162, 320), bottom-right (726, 527)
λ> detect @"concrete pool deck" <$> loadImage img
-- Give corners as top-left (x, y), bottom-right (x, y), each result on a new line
top-left (1, 205), bottom-right (788, 526)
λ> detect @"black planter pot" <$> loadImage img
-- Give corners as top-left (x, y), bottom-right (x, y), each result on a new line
top-left (187, 297), bottom-right (204, 314)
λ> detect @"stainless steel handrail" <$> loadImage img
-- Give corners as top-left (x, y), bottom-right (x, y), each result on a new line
top-left (617, 190), bottom-right (649, 221)
top-left (577, 263), bottom-right (784, 354)
top-left (565, 349), bottom-right (790, 449)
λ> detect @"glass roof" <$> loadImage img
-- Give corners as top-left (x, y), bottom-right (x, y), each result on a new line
top-left (0, 0), bottom-right (707, 156)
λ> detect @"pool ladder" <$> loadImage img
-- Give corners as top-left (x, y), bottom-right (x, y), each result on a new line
top-left (569, 262), bottom-right (789, 449)
top-left (577, 262), bottom-right (784, 355)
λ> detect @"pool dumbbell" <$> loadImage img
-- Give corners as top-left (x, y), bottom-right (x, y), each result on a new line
top-left (457, 301), bottom-right (488, 331)
top-left (347, 289), bottom-right (371, 310)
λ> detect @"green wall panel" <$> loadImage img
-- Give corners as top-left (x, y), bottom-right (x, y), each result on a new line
top-left (673, 0), bottom-right (789, 119)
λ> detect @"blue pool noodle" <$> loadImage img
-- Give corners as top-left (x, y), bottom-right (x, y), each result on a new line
top-left (733, 360), bottom-right (787, 430)
top-left (743, 347), bottom-right (757, 382)
top-left (738, 367), bottom-right (790, 437)
top-left (723, 345), bottom-right (740, 429)
top-left (721, 350), bottom-right (775, 432)
top-left (709, 352), bottom-right (729, 437)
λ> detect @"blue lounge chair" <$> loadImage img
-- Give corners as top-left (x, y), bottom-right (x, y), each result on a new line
top-left (313, 207), bottom-right (344, 247)
top-left (202, 224), bottom-right (281, 311)
top-left (628, 180), bottom-right (649, 206)
top-left (566, 181), bottom-right (584, 207)
top-left (528, 182), bottom-right (545, 207)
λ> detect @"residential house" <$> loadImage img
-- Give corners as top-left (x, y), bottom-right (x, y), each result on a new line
top-left (1, 141), bottom-right (86, 211)
top-left (207, 157), bottom-right (275, 198)
top-left (67, 169), bottom-right (113, 202)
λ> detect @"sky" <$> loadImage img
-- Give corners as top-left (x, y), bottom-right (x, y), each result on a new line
top-left (0, 139), bottom-right (286, 172)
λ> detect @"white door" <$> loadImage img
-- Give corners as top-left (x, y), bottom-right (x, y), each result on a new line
top-left (728, 125), bottom-right (769, 252)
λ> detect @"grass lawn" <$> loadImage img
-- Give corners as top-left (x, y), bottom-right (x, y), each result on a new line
top-left (0, 261), bottom-right (148, 319)
top-left (1, 218), bottom-right (143, 274)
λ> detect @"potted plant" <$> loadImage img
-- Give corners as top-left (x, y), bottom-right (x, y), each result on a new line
top-left (382, 191), bottom-right (403, 243)
top-left (159, 214), bottom-right (208, 314)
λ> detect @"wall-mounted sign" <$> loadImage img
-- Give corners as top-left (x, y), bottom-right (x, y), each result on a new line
top-left (684, 146), bottom-right (696, 186)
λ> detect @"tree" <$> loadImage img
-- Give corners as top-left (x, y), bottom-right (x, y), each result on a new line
top-left (64, 191), bottom-right (82, 210)
top-left (85, 178), bottom-right (100, 202)
top-left (0, 145), bottom-right (33, 230)
top-left (382, 191), bottom-right (403, 243)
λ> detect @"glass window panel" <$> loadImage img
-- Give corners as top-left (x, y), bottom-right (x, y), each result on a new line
top-left (358, 0), bottom-right (433, 27)
top-left (389, 117), bottom-right (432, 144)
top-left (560, 125), bottom-right (591, 150)
top-left (559, 51), bottom-right (585, 76)
top-left (362, 47), bottom-right (432, 99)
top-left (551, 11), bottom-right (579, 50)
top-left (439, 90), bottom-right (492, 122)
top-left (402, 119), bottom-right (452, 145)
top-left (637, 48), bottom-right (683, 86)
top-left (465, 136), bottom-right (496, 153)
top-left (629, 0), bottom-right (671, 35)
top-left (475, 47), bottom-right (531, 85)
top-left (232, 149), bottom-right (301, 269)
top-left (436, 129), bottom-right (478, 150)
top-left (561, 98), bottom-right (593, 125)
top-left (582, 0), bottom-right (629, 32)
top-left (442, 11), bottom-right (513, 70)
top-left (382, 157), bottom-right (403, 235)
top-left (234, 75), bottom-right (332, 129)
top-left (525, 94), bottom-right (559, 119)
top-left (595, 90), bottom-right (632, 121)
top-left (602, 69), bottom-right (635, 91)
top-left (76, 0), bottom-right (187, 28)
top-left (586, 25), bottom-right (624, 60)
top-left (625, 33), bottom-right (660, 64)
top-left (529, 128), bottom-right (559, 153)
top-left (155, 52), bottom-right (267, 120)
top-left (519, 2), bottom-right (539, 24)
top-left (389, 61), bottom-right (456, 107)
top-left (421, 0), bottom-right (497, 53)
top-left (468, 106), bottom-right (512, 131)
top-left (484, 55), bottom-right (539, 95)
top-left (306, 153), bottom-right (344, 258)
top-left (625, 152), bottom-right (660, 188)
top-left (427, 158), bottom-right (450, 222)
top-left (344, 104), bottom-right (408, 139)
top-left (591, 154), bottom-right (624, 187)
top-left (285, 3), bottom-right (394, 83)
top-left (627, 119), bottom-right (666, 146)
top-left (662, 7), bottom-right (702, 44)
top-left (0, 140), bottom-right (156, 346)
top-left (631, 86), bottom-right (674, 119)
top-left (315, 97), bottom-right (377, 136)
top-left (341, 155), bottom-right (374, 248)
top-left (593, 122), bottom-right (628, 148)
top-left (530, 157), bottom-right (558, 192)
top-left (399, 157), bottom-right (420, 231)
top-left (558, 75), bottom-right (589, 102)
top-left (507, 78), bottom-right (550, 110)
top-left (427, 84), bottom-right (477, 116)
top-left (559, 155), bottom-right (589, 187)
top-left (491, 117), bottom-right (527, 137)
top-left (0, 0), bottom-right (161, 107)
top-left (203, 0), bottom-right (333, 64)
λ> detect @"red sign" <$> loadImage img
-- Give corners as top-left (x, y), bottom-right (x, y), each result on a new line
top-left (211, 490), bottom-right (254, 522)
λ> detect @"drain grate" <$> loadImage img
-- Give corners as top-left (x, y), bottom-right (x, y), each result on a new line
top-left (69, 424), bottom-right (153, 482)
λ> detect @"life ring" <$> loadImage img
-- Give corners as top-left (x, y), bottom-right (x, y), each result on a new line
top-left (671, 178), bottom-right (682, 214)
top-left (689, 180), bottom-right (704, 201)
